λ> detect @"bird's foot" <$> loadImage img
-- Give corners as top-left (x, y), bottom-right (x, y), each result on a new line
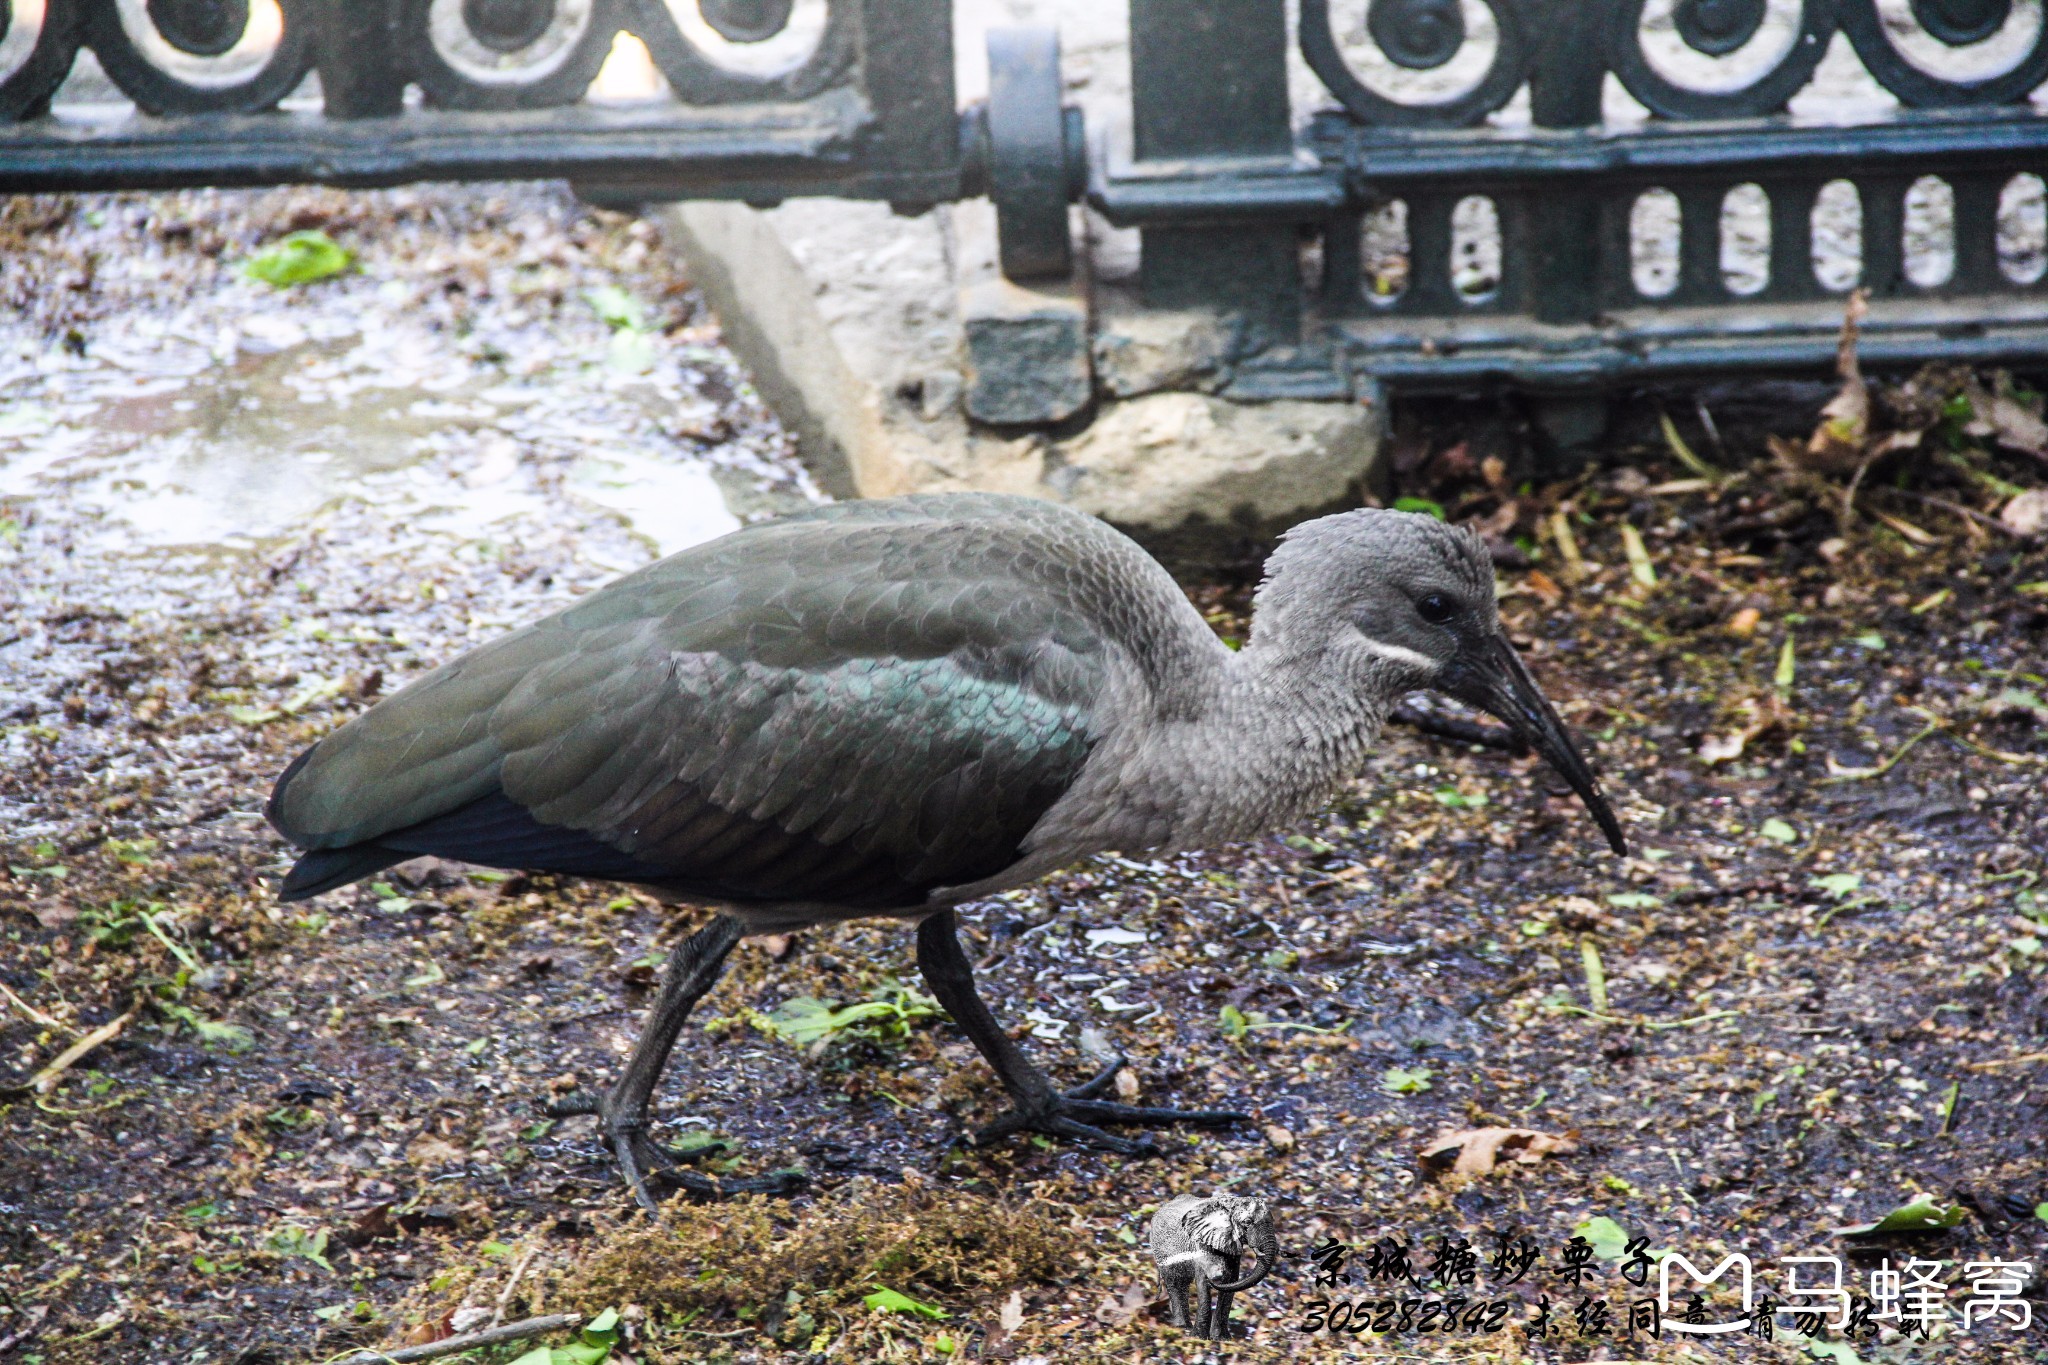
top-left (974, 1060), bottom-right (1249, 1156)
top-left (612, 1125), bottom-right (805, 1208)
top-left (542, 1093), bottom-right (805, 1210)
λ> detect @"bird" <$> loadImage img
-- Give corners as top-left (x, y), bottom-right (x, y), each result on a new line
top-left (267, 492), bottom-right (1624, 1211)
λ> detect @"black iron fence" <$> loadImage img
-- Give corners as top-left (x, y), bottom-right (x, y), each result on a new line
top-left (0, 0), bottom-right (955, 204)
top-left (1087, 0), bottom-right (2048, 397)
top-left (1304, 0), bottom-right (2048, 389)
top-left (4, 0), bottom-right (2048, 400)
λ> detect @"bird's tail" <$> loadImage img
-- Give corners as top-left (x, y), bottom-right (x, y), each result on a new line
top-left (278, 845), bottom-right (407, 901)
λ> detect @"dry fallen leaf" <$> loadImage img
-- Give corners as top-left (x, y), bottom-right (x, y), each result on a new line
top-left (405, 1135), bottom-right (467, 1169)
top-left (750, 933), bottom-right (795, 960)
top-left (1964, 376), bottom-right (2048, 460)
top-left (1113, 1066), bottom-right (1140, 1103)
top-left (1697, 693), bottom-right (1792, 766)
top-left (31, 899), bottom-right (77, 929)
top-left (1094, 1282), bottom-right (1153, 1327)
top-left (2002, 488), bottom-right (2048, 538)
top-left (1523, 568), bottom-right (1563, 606)
top-left (1698, 730), bottom-right (1748, 764)
top-left (1797, 289), bottom-right (1871, 474)
top-left (1420, 1126), bottom-right (1579, 1178)
top-left (1262, 1123), bottom-right (1296, 1152)
top-left (1725, 606), bottom-right (1762, 637)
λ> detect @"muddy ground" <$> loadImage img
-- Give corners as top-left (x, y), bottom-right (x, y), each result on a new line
top-left (0, 187), bottom-right (2044, 1365)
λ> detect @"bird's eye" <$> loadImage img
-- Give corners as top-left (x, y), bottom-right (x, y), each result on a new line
top-left (1416, 593), bottom-right (1457, 625)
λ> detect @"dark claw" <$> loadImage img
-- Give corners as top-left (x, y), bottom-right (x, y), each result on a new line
top-left (1067, 1057), bottom-right (1124, 1100)
top-left (972, 1069), bottom-right (1251, 1155)
top-left (1062, 1098), bottom-right (1250, 1127)
top-left (661, 1167), bottom-right (809, 1200)
top-left (609, 1121), bottom-right (806, 1212)
top-left (975, 1107), bottom-right (1160, 1156)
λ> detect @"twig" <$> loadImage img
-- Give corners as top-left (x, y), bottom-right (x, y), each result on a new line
top-left (1695, 397), bottom-right (1726, 460)
top-left (491, 1245), bottom-right (543, 1328)
top-left (1840, 451), bottom-right (1880, 532)
top-left (1895, 705), bottom-right (2048, 767)
top-left (29, 1005), bottom-right (136, 1094)
top-left (0, 981), bottom-right (61, 1030)
top-left (1580, 938), bottom-right (1609, 1016)
top-left (136, 907), bottom-right (201, 973)
top-left (325, 1312), bottom-right (581, 1365)
top-left (1965, 1052), bottom-right (2048, 1071)
top-left (1870, 507), bottom-right (1937, 546)
top-left (1659, 408), bottom-right (1724, 481)
top-left (1670, 879), bottom-right (1791, 906)
top-left (0, 1305), bottom-right (49, 1354)
top-left (1890, 490), bottom-right (2026, 539)
top-left (1815, 895), bottom-right (1880, 931)
top-left (1543, 1004), bottom-right (1739, 1031)
top-left (1548, 506), bottom-right (1587, 580)
top-left (1642, 1009), bottom-right (1741, 1032)
top-left (1941, 728), bottom-right (2048, 766)
top-left (1820, 722), bottom-right (1941, 784)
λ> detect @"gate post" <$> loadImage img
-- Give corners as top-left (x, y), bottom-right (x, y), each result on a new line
top-left (1129, 0), bottom-right (1300, 340)
top-left (1524, 0), bottom-right (1614, 460)
top-left (316, 0), bottom-right (407, 118)
top-left (1524, 0), bottom-right (1611, 326)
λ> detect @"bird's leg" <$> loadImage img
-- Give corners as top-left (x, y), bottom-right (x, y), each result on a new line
top-left (915, 910), bottom-right (1248, 1155)
top-left (550, 915), bottom-right (801, 1211)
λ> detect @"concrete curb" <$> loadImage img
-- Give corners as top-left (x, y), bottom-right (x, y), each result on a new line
top-left (656, 197), bottom-right (1386, 568)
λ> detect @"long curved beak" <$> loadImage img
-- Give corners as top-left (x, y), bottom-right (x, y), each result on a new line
top-left (1439, 633), bottom-right (1627, 855)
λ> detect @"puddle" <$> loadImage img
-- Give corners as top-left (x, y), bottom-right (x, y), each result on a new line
top-left (0, 182), bottom-right (817, 571)
top-left (564, 448), bottom-right (739, 558)
top-left (0, 333), bottom-right (760, 560)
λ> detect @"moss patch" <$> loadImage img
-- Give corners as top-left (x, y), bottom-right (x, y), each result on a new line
top-left (552, 1178), bottom-right (1073, 1324)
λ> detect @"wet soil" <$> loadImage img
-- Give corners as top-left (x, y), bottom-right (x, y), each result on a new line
top-left (1, 187), bottom-right (2045, 1365)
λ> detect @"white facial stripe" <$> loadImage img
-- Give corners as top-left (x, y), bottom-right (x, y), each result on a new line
top-left (1359, 637), bottom-right (1435, 671)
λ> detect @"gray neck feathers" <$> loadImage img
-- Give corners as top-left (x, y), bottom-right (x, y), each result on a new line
top-left (1115, 551), bottom-right (1403, 851)
top-left (1027, 511), bottom-right (1467, 863)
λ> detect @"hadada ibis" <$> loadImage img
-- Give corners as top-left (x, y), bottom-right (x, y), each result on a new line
top-left (267, 493), bottom-right (1624, 1209)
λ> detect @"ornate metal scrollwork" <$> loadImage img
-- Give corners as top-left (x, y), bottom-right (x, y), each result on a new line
top-left (86, 0), bottom-right (313, 114)
top-left (1607, 0), bottom-right (1833, 118)
top-left (626, 0), bottom-right (852, 105)
top-left (462, 0), bottom-right (560, 53)
top-left (399, 0), bottom-right (860, 111)
top-left (1301, 0), bottom-right (1528, 127)
top-left (2, 0), bottom-right (868, 120)
top-left (1838, 0), bottom-right (2048, 105)
top-left (1912, 0), bottom-right (2011, 46)
top-left (145, 0), bottom-right (246, 56)
top-left (1673, 0), bottom-right (1767, 56)
top-left (405, 0), bottom-right (622, 109)
top-left (1368, 0), bottom-right (1465, 70)
top-left (700, 0), bottom-right (792, 43)
top-left (1308, 0), bottom-right (2048, 124)
top-left (0, 0), bottom-right (84, 119)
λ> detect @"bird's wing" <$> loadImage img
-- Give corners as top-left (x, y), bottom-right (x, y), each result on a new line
top-left (269, 496), bottom-right (1145, 906)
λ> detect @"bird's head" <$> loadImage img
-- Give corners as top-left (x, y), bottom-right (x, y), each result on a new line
top-left (1253, 508), bottom-right (1627, 855)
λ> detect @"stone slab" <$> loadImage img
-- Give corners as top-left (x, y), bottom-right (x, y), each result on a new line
top-left (646, 1), bottom-right (1385, 564)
